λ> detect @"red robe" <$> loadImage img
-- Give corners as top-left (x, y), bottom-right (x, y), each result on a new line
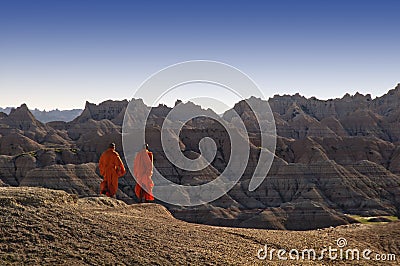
top-left (99, 148), bottom-right (126, 197)
top-left (134, 149), bottom-right (154, 201)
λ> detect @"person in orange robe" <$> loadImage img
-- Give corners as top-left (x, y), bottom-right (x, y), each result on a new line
top-left (99, 143), bottom-right (126, 198)
top-left (134, 144), bottom-right (154, 202)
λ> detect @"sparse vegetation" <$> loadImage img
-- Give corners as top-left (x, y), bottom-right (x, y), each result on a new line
top-left (347, 215), bottom-right (398, 224)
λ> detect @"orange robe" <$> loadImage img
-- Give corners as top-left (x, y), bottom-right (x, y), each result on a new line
top-left (99, 148), bottom-right (126, 197)
top-left (134, 149), bottom-right (154, 201)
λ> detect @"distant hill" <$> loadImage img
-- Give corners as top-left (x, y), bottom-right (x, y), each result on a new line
top-left (0, 107), bottom-right (13, 115)
top-left (0, 107), bottom-right (82, 122)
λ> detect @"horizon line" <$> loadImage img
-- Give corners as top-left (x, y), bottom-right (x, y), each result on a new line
top-left (1, 83), bottom-right (399, 112)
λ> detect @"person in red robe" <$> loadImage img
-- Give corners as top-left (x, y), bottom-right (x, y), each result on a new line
top-left (99, 143), bottom-right (126, 198)
top-left (134, 144), bottom-right (154, 202)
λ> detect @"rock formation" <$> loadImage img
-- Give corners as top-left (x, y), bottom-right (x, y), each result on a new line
top-left (0, 107), bottom-right (82, 122)
top-left (1, 84), bottom-right (400, 230)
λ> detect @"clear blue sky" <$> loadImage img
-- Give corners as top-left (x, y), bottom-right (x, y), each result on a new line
top-left (0, 0), bottom-right (399, 111)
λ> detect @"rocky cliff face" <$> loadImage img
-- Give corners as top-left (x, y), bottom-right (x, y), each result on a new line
top-left (1, 84), bottom-right (400, 230)
top-left (73, 100), bottom-right (128, 125)
top-left (266, 83), bottom-right (400, 141)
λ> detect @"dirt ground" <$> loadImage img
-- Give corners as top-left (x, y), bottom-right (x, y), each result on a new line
top-left (0, 187), bottom-right (399, 265)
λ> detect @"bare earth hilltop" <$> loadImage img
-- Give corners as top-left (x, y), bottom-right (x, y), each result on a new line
top-left (0, 187), bottom-right (399, 265)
